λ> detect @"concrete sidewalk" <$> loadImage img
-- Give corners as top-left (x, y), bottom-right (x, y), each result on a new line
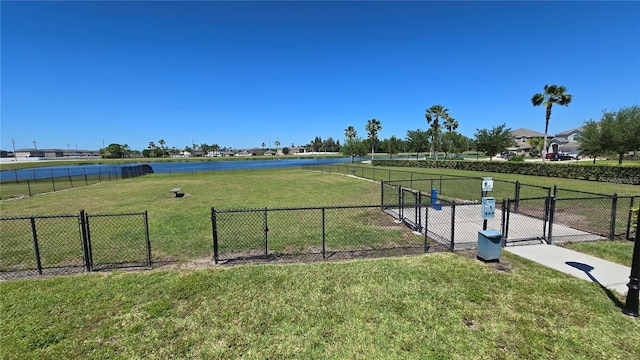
top-left (504, 244), bottom-right (632, 295)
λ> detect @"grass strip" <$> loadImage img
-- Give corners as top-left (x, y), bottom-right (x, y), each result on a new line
top-left (1, 253), bottom-right (638, 359)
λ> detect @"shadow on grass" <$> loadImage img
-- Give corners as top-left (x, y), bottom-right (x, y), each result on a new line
top-left (566, 261), bottom-right (624, 309)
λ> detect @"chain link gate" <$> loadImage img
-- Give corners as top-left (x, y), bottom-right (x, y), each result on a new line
top-left (1, 210), bottom-right (151, 279)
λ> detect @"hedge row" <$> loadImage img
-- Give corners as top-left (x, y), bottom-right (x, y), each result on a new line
top-left (373, 160), bottom-right (640, 185)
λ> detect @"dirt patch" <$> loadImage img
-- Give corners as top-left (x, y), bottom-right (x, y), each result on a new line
top-left (456, 249), bottom-right (513, 273)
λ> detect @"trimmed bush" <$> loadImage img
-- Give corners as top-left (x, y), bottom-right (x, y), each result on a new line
top-left (373, 160), bottom-right (640, 184)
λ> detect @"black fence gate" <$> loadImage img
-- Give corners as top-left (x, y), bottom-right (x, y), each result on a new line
top-left (0, 211), bottom-right (151, 279)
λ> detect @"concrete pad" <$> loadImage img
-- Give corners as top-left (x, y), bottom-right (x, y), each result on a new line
top-left (504, 244), bottom-right (631, 295)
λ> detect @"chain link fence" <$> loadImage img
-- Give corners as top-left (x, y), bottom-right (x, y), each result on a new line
top-left (85, 212), bottom-right (151, 270)
top-left (212, 205), bottom-right (430, 264)
top-left (0, 214), bottom-right (84, 278)
top-left (0, 165), bottom-right (153, 200)
top-left (381, 177), bottom-right (637, 250)
top-left (0, 211), bottom-right (150, 279)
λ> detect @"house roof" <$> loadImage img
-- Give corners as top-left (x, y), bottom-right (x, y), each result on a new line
top-left (554, 126), bottom-right (584, 137)
top-left (510, 128), bottom-right (547, 138)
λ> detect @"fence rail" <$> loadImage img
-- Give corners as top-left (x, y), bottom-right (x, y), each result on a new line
top-left (0, 211), bottom-right (151, 279)
top-left (212, 205), bottom-right (430, 264)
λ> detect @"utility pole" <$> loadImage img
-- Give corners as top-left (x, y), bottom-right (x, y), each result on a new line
top-left (12, 139), bottom-right (16, 161)
top-left (32, 140), bottom-right (38, 151)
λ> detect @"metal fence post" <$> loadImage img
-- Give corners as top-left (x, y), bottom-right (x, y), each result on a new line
top-left (413, 191), bottom-right (419, 231)
top-left (514, 181), bottom-right (520, 213)
top-left (610, 193), bottom-right (618, 240)
top-left (543, 194), bottom-right (550, 241)
top-left (79, 210), bottom-right (91, 271)
top-left (321, 208), bottom-right (326, 259)
top-left (548, 196), bottom-right (556, 245)
top-left (501, 198), bottom-right (507, 246)
top-left (144, 211), bottom-right (152, 268)
top-left (30, 217), bottom-right (43, 275)
top-left (417, 191), bottom-right (422, 233)
top-left (450, 201), bottom-right (456, 251)
top-left (398, 186), bottom-right (403, 221)
top-left (263, 208), bottom-right (269, 259)
top-left (504, 199), bottom-right (511, 240)
top-left (424, 201), bottom-right (429, 252)
top-left (27, 180), bottom-right (32, 197)
top-left (211, 207), bottom-right (219, 264)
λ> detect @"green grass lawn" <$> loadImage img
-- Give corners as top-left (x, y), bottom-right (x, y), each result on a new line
top-left (1, 253), bottom-right (638, 359)
top-left (0, 169), bottom-right (385, 263)
top-left (564, 240), bottom-right (635, 266)
top-left (318, 163), bottom-right (640, 196)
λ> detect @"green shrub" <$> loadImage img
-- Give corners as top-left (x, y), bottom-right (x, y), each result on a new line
top-left (373, 160), bottom-right (640, 184)
top-left (508, 155), bottom-right (526, 162)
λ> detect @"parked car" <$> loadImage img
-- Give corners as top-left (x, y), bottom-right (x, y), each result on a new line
top-left (551, 153), bottom-right (574, 161)
top-left (501, 151), bottom-right (516, 159)
top-left (545, 152), bottom-right (555, 160)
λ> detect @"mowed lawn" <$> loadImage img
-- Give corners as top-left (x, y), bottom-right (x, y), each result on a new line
top-left (0, 169), bottom-right (383, 261)
top-left (1, 253), bottom-right (639, 359)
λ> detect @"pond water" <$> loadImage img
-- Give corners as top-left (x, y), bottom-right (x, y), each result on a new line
top-left (0, 157), bottom-right (361, 182)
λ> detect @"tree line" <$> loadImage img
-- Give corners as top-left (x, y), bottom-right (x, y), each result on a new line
top-left (98, 84), bottom-right (638, 163)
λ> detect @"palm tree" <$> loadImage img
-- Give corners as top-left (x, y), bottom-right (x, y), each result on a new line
top-left (528, 137), bottom-right (544, 158)
top-left (531, 84), bottom-right (572, 162)
top-left (344, 125), bottom-right (358, 163)
top-left (158, 139), bottom-right (166, 157)
top-left (148, 141), bottom-right (156, 158)
top-left (344, 125), bottom-right (357, 139)
top-left (365, 119), bottom-right (382, 162)
top-left (425, 105), bottom-right (451, 160)
top-left (444, 117), bottom-right (459, 132)
top-left (274, 140), bottom-right (280, 156)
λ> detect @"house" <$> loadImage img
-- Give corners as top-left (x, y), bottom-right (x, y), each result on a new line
top-left (288, 146), bottom-right (306, 155)
top-left (510, 128), bottom-right (548, 155)
top-left (0, 150), bottom-right (10, 158)
top-left (550, 127), bottom-right (583, 156)
top-left (264, 150), bottom-right (276, 156)
top-left (236, 150), bottom-right (252, 157)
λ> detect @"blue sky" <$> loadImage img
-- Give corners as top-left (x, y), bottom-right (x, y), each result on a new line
top-left (2, 1), bottom-right (639, 151)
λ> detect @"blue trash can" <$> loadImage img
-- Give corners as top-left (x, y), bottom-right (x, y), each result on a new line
top-left (477, 229), bottom-right (503, 262)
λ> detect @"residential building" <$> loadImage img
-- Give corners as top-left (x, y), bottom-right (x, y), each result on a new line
top-left (510, 128), bottom-right (548, 155)
top-left (550, 127), bottom-right (583, 156)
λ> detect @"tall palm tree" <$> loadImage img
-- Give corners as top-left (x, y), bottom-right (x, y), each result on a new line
top-left (444, 117), bottom-right (459, 132)
top-left (148, 141), bottom-right (156, 158)
top-left (425, 105), bottom-right (451, 160)
top-left (158, 139), bottom-right (166, 157)
top-left (274, 140), bottom-right (280, 156)
top-left (365, 119), bottom-right (382, 162)
top-left (344, 125), bottom-right (358, 163)
top-left (344, 125), bottom-right (357, 139)
top-left (531, 84), bottom-right (572, 162)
